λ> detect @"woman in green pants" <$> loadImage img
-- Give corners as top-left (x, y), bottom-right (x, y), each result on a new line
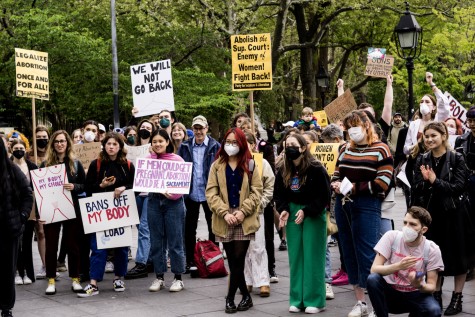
top-left (274, 133), bottom-right (331, 314)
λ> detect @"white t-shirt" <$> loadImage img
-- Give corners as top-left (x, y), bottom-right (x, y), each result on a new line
top-left (374, 230), bottom-right (444, 292)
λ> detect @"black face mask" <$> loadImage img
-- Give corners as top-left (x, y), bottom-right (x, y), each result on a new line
top-left (36, 139), bottom-right (48, 149)
top-left (12, 150), bottom-right (25, 159)
top-left (285, 146), bottom-right (301, 160)
top-left (138, 129), bottom-right (151, 140)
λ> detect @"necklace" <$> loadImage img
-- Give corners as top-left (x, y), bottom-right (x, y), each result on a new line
top-left (433, 155), bottom-right (443, 167)
top-left (355, 144), bottom-right (369, 153)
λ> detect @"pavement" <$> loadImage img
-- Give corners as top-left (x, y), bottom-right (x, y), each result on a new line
top-left (13, 190), bottom-right (475, 316)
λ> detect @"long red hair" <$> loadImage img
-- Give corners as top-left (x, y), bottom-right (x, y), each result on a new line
top-left (215, 128), bottom-right (252, 176)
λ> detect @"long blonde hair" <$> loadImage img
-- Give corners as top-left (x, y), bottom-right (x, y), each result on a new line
top-left (45, 130), bottom-right (76, 174)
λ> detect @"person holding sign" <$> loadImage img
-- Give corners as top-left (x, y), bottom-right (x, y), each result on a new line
top-left (146, 129), bottom-right (187, 293)
top-left (78, 132), bottom-right (135, 298)
top-left (273, 133), bottom-right (331, 314)
top-left (206, 128), bottom-right (263, 314)
top-left (40, 130), bottom-right (86, 295)
top-left (0, 137), bottom-right (33, 317)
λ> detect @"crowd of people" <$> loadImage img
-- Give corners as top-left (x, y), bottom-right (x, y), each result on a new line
top-left (1, 71), bottom-right (475, 317)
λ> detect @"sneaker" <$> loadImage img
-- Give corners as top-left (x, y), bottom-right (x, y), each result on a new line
top-left (327, 237), bottom-right (338, 247)
top-left (305, 307), bottom-right (325, 314)
top-left (15, 274), bottom-right (23, 285)
top-left (56, 261), bottom-right (67, 272)
top-left (23, 276), bottom-right (32, 285)
top-left (269, 269), bottom-right (279, 283)
top-left (55, 272), bottom-right (61, 280)
top-left (260, 285), bottom-right (270, 297)
top-left (289, 306), bottom-right (301, 313)
top-left (77, 284), bottom-right (99, 298)
top-left (169, 279), bottom-right (184, 292)
top-left (368, 312), bottom-right (377, 317)
top-left (279, 239), bottom-right (287, 251)
top-left (45, 279), bottom-right (56, 295)
top-left (36, 267), bottom-right (46, 279)
top-left (332, 271), bottom-right (349, 286)
top-left (326, 283), bottom-right (335, 300)
top-left (1, 310), bottom-right (13, 317)
top-left (125, 263), bottom-right (148, 280)
top-left (105, 261), bottom-right (114, 273)
top-left (113, 279), bottom-right (125, 292)
top-left (331, 268), bottom-right (344, 281)
top-left (149, 278), bottom-right (165, 292)
top-left (348, 301), bottom-right (369, 317)
top-left (71, 278), bottom-right (83, 292)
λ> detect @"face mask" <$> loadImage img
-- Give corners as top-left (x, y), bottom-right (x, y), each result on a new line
top-left (36, 138), bottom-right (48, 148)
top-left (138, 129), bottom-right (151, 140)
top-left (348, 127), bottom-right (365, 143)
top-left (12, 150), bottom-right (25, 159)
top-left (420, 103), bottom-right (431, 116)
top-left (285, 146), bottom-right (301, 160)
top-left (127, 135), bottom-right (136, 144)
top-left (84, 131), bottom-right (96, 142)
top-left (159, 118), bottom-right (170, 128)
top-left (447, 127), bottom-right (456, 135)
top-left (224, 144), bottom-right (240, 156)
top-left (402, 226), bottom-right (419, 243)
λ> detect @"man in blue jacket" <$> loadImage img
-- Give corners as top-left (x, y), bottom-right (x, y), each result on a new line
top-left (177, 115), bottom-right (220, 271)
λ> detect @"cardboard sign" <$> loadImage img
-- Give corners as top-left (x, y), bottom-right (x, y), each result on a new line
top-left (251, 152), bottom-right (264, 178)
top-left (125, 144), bottom-right (151, 163)
top-left (364, 55), bottom-right (394, 78)
top-left (30, 164), bottom-right (76, 224)
top-left (445, 92), bottom-right (469, 133)
top-left (96, 226), bottom-right (133, 249)
top-left (133, 158), bottom-right (192, 194)
top-left (79, 189), bottom-right (139, 234)
top-left (15, 48), bottom-right (49, 100)
top-left (231, 33), bottom-right (272, 91)
top-left (324, 89), bottom-right (358, 124)
top-left (310, 143), bottom-right (340, 176)
top-left (73, 142), bottom-right (101, 170)
top-left (130, 59), bottom-right (175, 117)
top-left (313, 110), bottom-right (328, 128)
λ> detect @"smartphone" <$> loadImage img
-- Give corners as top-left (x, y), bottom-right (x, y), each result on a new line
top-left (415, 271), bottom-right (424, 279)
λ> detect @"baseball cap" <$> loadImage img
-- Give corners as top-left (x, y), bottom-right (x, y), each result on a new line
top-left (192, 115), bottom-right (208, 127)
top-left (393, 112), bottom-right (402, 118)
top-left (98, 123), bottom-right (106, 133)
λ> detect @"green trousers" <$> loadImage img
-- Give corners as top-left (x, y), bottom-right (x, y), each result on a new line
top-left (286, 202), bottom-right (326, 309)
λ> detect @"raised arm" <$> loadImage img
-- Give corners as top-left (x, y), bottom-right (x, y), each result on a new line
top-left (381, 75), bottom-right (393, 126)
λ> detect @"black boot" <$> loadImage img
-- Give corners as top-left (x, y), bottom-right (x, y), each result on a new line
top-left (433, 290), bottom-right (443, 311)
top-left (225, 297), bottom-right (237, 314)
top-left (124, 263), bottom-right (148, 280)
top-left (444, 292), bottom-right (463, 315)
top-left (1, 310), bottom-right (13, 317)
top-left (237, 295), bottom-right (253, 311)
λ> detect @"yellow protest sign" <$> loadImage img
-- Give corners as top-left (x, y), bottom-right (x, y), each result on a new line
top-left (324, 89), bottom-right (357, 124)
top-left (231, 33), bottom-right (272, 91)
top-left (251, 152), bottom-right (264, 178)
top-left (310, 143), bottom-right (340, 176)
top-left (313, 110), bottom-right (328, 127)
top-left (15, 48), bottom-right (49, 100)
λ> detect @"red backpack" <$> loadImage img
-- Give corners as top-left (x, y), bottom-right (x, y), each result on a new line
top-left (194, 239), bottom-right (228, 278)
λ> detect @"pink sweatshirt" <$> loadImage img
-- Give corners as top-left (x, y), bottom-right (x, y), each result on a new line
top-left (147, 152), bottom-right (185, 200)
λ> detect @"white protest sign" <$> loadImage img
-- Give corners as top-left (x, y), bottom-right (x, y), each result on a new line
top-left (30, 164), bottom-right (76, 224)
top-left (79, 189), bottom-right (139, 234)
top-left (96, 226), bottom-right (133, 250)
top-left (133, 158), bottom-right (192, 194)
top-left (130, 59), bottom-right (174, 118)
top-left (444, 92), bottom-right (469, 133)
top-left (124, 144), bottom-right (151, 163)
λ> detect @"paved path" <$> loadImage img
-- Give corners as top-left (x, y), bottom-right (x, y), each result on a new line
top-left (14, 190), bottom-right (475, 316)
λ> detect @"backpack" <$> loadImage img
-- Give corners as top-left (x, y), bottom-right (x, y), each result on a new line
top-left (194, 239), bottom-right (228, 278)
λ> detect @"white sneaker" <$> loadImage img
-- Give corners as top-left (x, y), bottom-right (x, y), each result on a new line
top-left (55, 272), bottom-right (61, 280)
top-left (326, 283), bottom-right (335, 299)
top-left (36, 267), bottom-right (46, 279)
top-left (348, 301), bottom-right (369, 317)
top-left (23, 276), bottom-right (32, 285)
top-left (149, 279), bottom-right (165, 292)
top-left (169, 279), bottom-right (184, 292)
top-left (105, 261), bottom-right (114, 273)
top-left (15, 274), bottom-right (23, 285)
top-left (45, 282), bottom-right (56, 295)
top-left (289, 306), bottom-right (300, 313)
top-left (71, 279), bottom-right (83, 292)
top-left (305, 307), bottom-right (325, 314)
top-left (368, 312), bottom-right (377, 317)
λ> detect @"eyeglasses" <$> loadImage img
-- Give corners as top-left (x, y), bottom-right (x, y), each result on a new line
top-left (54, 140), bottom-right (67, 145)
top-left (193, 126), bottom-right (206, 131)
top-left (225, 140), bottom-right (238, 147)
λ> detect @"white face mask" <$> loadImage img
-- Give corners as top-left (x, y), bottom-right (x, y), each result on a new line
top-left (402, 226), bottom-right (419, 243)
top-left (348, 126), bottom-right (365, 143)
top-left (84, 131), bottom-right (96, 142)
top-left (447, 127), bottom-right (456, 135)
top-left (224, 144), bottom-right (240, 156)
top-left (420, 103), bottom-right (431, 116)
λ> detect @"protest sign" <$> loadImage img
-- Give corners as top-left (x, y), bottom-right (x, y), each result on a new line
top-left (313, 110), bottom-right (328, 128)
top-left (73, 142), bottom-right (101, 170)
top-left (364, 55), bottom-right (394, 78)
top-left (251, 152), bottom-right (264, 178)
top-left (133, 158), bottom-right (193, 194)
top-left (79, 189), bottom-right (139, 234)
top-left (30, 164), bottom-right (76, 224)
top-left (124, 144), bottom-right (151, 163)
top-left (310, 143), bottom-right (340, 176)
top-left (15, 48), bottom-right (49, 100)
top-left (96, 226), bottom-right (133, 250)
top-left (445, 92), bottom-right (469, 133)
top-left (324, 89), bottom-right (358, 124)
top-left (130, 59), bottom-right (174, 117)
top-left (231, 33), bottom-right (272, 91)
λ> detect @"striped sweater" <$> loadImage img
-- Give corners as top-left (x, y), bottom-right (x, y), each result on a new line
top-left (331, 141), bottom-right (394, 197)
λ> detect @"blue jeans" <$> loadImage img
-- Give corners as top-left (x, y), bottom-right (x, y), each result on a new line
top-left (135, 195), bottom-right (151, 265)
top-left (148, 193), bottom-right (186, 274)
top-left (325, 243), bottom-right (332, 283)
top-left (334, 195), bottom-right (381, 288)
top-left (367, 273), bottom-right (441, 317)
top-left (89, 234), bottom-right (128, 281)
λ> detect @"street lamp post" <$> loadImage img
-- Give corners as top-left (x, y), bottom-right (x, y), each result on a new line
top-left (316, 66), bottom-right (330, 109)
top-left (394, 1), bottom-right (422, 120)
